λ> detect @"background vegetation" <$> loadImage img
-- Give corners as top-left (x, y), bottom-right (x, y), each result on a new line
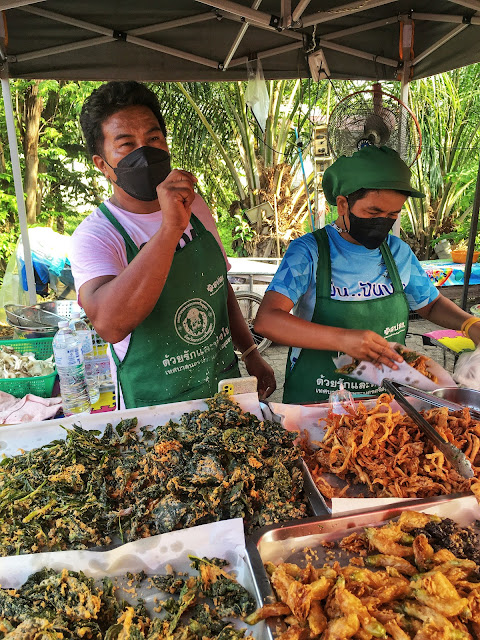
top-left (1, 64), bottom-right (480, 282)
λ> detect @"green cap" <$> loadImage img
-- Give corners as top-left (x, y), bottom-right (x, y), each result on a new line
top-left (322, 145), bottom-right (424, 206)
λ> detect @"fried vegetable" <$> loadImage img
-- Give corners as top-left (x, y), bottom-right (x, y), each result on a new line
top-left (0, 394), bottom-right (308, 556)
top-left (253, 511), bottom-right (480, 640)
top-left (0, 558), bottom-right (257, 638)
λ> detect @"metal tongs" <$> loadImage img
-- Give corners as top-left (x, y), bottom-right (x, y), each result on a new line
top-left (382, 379), bottom-right (474, 479)
top-left (382, 381), bottom-right (480, 421)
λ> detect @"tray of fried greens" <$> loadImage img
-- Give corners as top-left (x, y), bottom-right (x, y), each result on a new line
top-left (0, 517), bottom-right (267, 639)
top-left (0, 393), bottom-right (321, 557)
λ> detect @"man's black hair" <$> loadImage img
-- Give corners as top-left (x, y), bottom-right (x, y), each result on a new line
top-left (347, 188), bottom-right (410, 208)
top-left (80, 81), bottom-right (167, 157)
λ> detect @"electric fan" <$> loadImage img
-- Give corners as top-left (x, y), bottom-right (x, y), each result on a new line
top-left (327, 84), bottom-right (422, 167)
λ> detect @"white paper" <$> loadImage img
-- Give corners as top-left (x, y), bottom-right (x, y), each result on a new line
top-left (0, 518), bottom-right (265, 638)
top-left (269, 396), bottom-right (430, 445)
top-left (0, 392), bottom-right (263, 458)
top-left (333, 343), bottom-right (456, 391)
top-left (0, 518), bottom-right (245, 588)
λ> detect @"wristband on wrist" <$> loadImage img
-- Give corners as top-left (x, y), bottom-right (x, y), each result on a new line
top-left (241, 344), bottom-right (258, 361)
top-left (461, 317), bottom-right (480, 338)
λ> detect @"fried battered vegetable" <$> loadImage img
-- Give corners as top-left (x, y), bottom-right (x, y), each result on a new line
top-left (0, 558), bottom-right (257, 639)
top-left (0, 394), bottom-right (308, 556)
top-left (252, 511), bottom-right (480, 640)
top-left (191, 556), bottom-right (256, 619)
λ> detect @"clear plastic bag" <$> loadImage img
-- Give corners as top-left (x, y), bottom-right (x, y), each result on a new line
top-left (245, 59), bottom-right (269, 132)
top-left (0, 251), bottom-right (29, 322)
top-left (17, 227), bottom-right (71, 277)
top-left (453, 346), bottom-right (480, 390)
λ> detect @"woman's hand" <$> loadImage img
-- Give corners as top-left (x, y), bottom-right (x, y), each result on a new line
top-left (341, 329), bottom-right (404, 369)
top-left (243, 349), bottom-right (276, 399)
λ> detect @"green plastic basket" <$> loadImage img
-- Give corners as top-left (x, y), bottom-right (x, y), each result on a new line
top-left (0, 337), bottom-right (57, 398)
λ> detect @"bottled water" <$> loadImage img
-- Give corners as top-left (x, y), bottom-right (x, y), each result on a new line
top-left (69, 311), bottom-right (100, 404)
top-left (53, 321), bottom-right (91, 416)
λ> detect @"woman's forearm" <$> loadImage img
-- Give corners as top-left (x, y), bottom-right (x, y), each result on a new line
top-left (255, 307), bottom-right (344, 351)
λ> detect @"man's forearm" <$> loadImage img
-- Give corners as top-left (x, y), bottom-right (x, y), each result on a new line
top-left (82, 225), bottom-right (182, 343)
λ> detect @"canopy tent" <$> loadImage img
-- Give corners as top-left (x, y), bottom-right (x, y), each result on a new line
top-left (4, 0), bottom-right (480, 82)
top-left (1, 0), bottom-right (480, 306)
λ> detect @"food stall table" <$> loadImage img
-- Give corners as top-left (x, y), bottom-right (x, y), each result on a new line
top-left (420, 258), bottom-right (480, 301)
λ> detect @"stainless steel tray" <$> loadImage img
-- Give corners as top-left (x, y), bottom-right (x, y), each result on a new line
top-left (245, 494), bottom-right (478, 640)
top-left (264, 399), bottom-right (477, 513)
top-left (260, 402), bottom-right (329, 517)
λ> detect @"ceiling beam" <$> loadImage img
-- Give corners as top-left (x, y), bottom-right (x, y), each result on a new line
top-left (16, 6), bottom-right (220, 68)
top-left (411, 11), bottom-right (480, 26)
top-left (321, 15), bottom-right (399, 40)
top-left (318, 38), bottom-right (398, 67)
top-left (302, 0), bottom-right (397, 28)
top-left (195, 0), bottom-right (280, 29)
top-left (222, 0), bottom-right (262, 70)
top-left (292, 0), bottom-right (312, 23)
top-left (412, 24), bottom-right (467, 66)
top-left (0, 0), bottom-right (43, 9)
top-left (229, 40), bottom-right (303, 66)
top-left (448, 0), bottom-right (480, 11)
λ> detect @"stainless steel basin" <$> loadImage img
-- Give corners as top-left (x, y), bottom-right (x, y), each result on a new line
top-left (433, 387), bottom-right (480, 412)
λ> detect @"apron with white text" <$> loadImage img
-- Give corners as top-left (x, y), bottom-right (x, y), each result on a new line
top-left (283, 227), bottom-right (409, 404)
top-left (99, 203), bottom-right (239, 408)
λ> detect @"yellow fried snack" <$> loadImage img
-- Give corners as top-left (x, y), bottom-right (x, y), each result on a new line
top-left (251, 511), bottom-right (480, 640)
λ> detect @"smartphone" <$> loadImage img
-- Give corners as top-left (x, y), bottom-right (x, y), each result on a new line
top-left (218, 376), bottom-right (258, 396)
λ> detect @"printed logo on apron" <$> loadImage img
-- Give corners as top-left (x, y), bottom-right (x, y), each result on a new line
top-left (174, 298), bottom-right (216, 345)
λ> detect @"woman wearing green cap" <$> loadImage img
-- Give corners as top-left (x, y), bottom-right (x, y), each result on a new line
top-left (255, 145), bottom-right (480, 404)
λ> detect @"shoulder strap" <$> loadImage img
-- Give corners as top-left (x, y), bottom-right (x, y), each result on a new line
top-left (380, 240), bottom-right (403, 292)
top-left (313, 227), bottom-right (332, 296)
top-left (98, 202), bottom-right (139, 258)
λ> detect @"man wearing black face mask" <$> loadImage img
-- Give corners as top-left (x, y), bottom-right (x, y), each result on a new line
top-left (254, 145), bottom-right (480, 404)
top-left (70, 81), bottom-right (275, 409)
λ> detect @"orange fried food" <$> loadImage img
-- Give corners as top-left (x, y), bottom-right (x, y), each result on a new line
top-left (301, 394), bottom-right (480, 499)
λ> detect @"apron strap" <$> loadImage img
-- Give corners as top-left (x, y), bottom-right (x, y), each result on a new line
top-left (98, 202), bottom-right (139, 258)
top-left (313, 228), bottom-right (331, 300)
top-left (379, 241), bottom-right (403, 293)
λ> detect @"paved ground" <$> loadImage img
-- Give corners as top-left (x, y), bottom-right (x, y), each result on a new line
top-left (239, 318), bottom-right (457, 403)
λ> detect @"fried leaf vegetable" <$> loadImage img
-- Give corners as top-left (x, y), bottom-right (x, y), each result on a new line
top-left (0, 558), bottom-right (257, 639)
top-left (0, 394), bottom-right (307, 556)
top-left (251, 511), bottom-right (480, 640)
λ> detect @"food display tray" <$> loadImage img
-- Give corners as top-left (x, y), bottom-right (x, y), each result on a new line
top-left (0, 518), bottom-right (267, 640)
top-left (266, 398), bottom-right (475, 514)
top-left (245, 494), bottom-right (480, 640)
top-left (0, 394), bottom-right (326, 532)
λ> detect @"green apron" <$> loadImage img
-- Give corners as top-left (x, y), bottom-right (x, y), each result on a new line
top-left (99, 203), bottom-right (239, 408)
top-left (283, 227), bottom-right (409, 404)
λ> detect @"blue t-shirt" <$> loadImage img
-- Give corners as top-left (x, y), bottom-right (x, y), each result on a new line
top-left (267, 225), bottom-right (439, 367)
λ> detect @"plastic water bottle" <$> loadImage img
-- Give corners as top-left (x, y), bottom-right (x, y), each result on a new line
top-left (53, 321), bottom-right (91, 416)
top-left (69, 311), bottom-right (100, 404)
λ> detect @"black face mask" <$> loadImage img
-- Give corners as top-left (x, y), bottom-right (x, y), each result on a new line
top-left (105, 146), bottom-right (172, 202)
top-left (347, 208), bottom-right (396, 250)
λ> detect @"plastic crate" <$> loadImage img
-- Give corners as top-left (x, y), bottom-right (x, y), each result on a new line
top-left (0, 337), bottom-right (57, 398)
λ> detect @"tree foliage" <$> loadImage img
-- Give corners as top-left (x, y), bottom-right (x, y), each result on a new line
top-left (1, 66), bottom-right (480, 279)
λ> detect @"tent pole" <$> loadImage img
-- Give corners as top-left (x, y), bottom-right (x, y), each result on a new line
top-left (460, 151), bottom-right (480, 311)
top-left (0, 76), bottom-right (36, 305)
top-left (393, 16), bottom-right (413, 238)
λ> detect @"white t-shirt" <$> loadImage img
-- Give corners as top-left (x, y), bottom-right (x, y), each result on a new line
top-left (70, 195), bottom-right (230, 407)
